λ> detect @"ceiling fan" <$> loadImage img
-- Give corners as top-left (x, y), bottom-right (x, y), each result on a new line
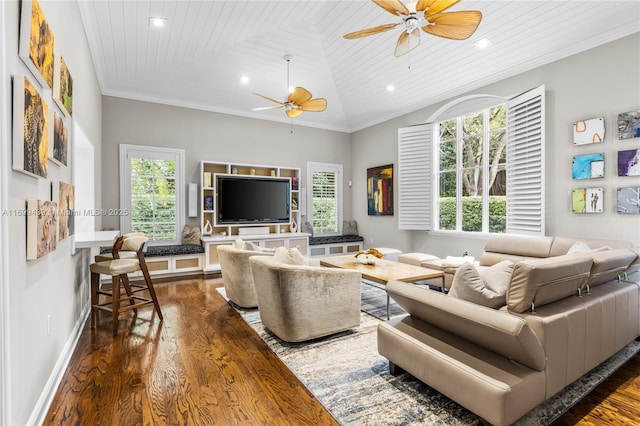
top-left (343, 0), bottom-right (482, 57)
top-left (252, 54), bottom-right (327, 119)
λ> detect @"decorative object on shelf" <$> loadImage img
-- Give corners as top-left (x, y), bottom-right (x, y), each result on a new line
top-left (291, 198), bottom-right (298, 210)
top-left (271, 169), bottom-right (276, 176)
top-left (343, 0), bottom-right (482, 57)
top-left (49, 112), bottom-right (69, 167)
top-left (618, 149), bottom-right (640, 176)
top-left (252, 54), bottom-right (327, 118)
top-left (250, 169), bottom-right (256, 175)
top-left (291, 176), bottom-right (299, 190)
top-left (617, 187), bottom-right (640, 214)
top-left (572, 187), bottom-right (603, 213)
top-left (204, 195), bottom-right (213, 211)
top-left (26, 199), bottom-right (58, 260)
top-left (572, 153), bottom-right (604, 179)
top-left (290, 218), bottom-right (297, 233)
top-left (55, 181), bottom-right (75, 241)
top-left (203, 172), bottom-right (212, 187)
top-left (573, 117), bottom-right (604, 145)
top-left (203, 220), bottom-right (213, 236)
top-left (232, 167), bottom-right (239, 174)
top-left (52, 54), bottom-right (73, 116)
top-left (617, 110), bottom-right (640, 140)
top-left (367, 164), bottom-right (394, 216)
top-left (13, 75), bottom-right (50, 179)
top-left (354, 248), bottom-right (384, 265)
top-left (19, 0), bottom-right (55, 89)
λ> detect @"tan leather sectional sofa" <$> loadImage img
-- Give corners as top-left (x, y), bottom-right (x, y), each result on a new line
top-left (378, 235), bottom-right (640, 425)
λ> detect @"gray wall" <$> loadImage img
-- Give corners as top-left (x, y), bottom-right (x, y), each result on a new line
top-left (1, 1), bottom-right (102, 424)
top-left (101, 97), bottom-right (352, 231)
top-left (351, 34), bottom-right (640, 259)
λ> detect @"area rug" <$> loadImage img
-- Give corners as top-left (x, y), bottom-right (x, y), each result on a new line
top-left (217, 285), bottom-right (640, 425)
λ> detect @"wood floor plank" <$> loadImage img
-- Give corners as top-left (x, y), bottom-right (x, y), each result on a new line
top-left (44, 275), bottom-right (640, 425)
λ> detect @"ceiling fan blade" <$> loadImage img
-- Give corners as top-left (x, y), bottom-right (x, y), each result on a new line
top-left (288, 87), bottom-right (313, 105)
top-left (252, 106), bottom-right (283, 111)
top-left (421, 0), bottom-right (461, 16)
top-left (343, 23), bottom-right (400, 39)
top-left (253, 92), bottom-right (284, 105)
top-left (299, 98), bottom-right (327, 112)
top-left (372, 0), bottom-right (410, 16)
top-left (286, 109), bottom-right (304, 118)
top-left (394, 27), bottom-right (421, 57)
top-left (422, 10), bottom-right (482, 40)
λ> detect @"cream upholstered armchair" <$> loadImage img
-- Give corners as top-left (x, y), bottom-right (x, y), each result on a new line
top-left (249, 255), bottom-right (361, 342)
top-left (217, 244), bottom-right (274, 308)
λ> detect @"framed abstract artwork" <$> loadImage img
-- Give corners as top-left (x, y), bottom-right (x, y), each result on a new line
top-left (49, 111), bottom-right (69, 167)
top-left (52, 55), bottom-right (73, 116)
top-left (55, 181), bottom-right (75, 240)
top-left (617, 149), bottom-right (640, 176)
top-left (617, 110), bottom-right (640, 140)
top-left (367, 164), bottom-right (393, 216)
top-left (26, 199), bottom-right (58, 260)
top-left (573, 117), bottom-right (604, 145)
top-left (571, 187), bottom-right (603, 213)
top-left (572, 153), bottom-right (604, 179)
top-left (617, 187), bottom-right (640, 214)
top-left (13, 75), bottom-right (50, 179)
top-left (19, 0), bottom-right (55, 89)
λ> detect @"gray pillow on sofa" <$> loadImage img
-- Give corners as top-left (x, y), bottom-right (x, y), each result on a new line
top-left (448, 260), bottom-right (514, 309)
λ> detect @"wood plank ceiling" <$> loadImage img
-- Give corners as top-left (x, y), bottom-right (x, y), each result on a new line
top-left (78, 1), bottom-right (640, 133)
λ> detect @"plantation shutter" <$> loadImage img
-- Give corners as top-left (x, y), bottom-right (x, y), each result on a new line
top-left (398, 123), bottom-right (433, 230)
top-left (506, 85), bottom-right (545, 235)
top-left (307, 162), bottom-right (342, 235)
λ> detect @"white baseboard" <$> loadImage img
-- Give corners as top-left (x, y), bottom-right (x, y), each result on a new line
top-left (28, 303), bottom-right (90, 426)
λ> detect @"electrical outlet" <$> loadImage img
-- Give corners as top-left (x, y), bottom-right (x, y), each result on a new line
top-left (47, 314), bottom-right (51, 336)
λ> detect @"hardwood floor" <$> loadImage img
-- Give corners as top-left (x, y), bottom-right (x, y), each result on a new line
top-left (45, 275), bottom-right (640, 425)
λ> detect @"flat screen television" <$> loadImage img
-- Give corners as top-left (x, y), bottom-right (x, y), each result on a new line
top-left (216, 174), bottom-right (291, 225)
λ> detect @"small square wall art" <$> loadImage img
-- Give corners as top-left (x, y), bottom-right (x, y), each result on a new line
top-left (26, 199), bottom-right (58, 260)
top-left (49, 112), bottom-right (69, 167)
top-left (617, 110), bottom-right (640, 140)
top-left (573, 117), bottom-right (604, 145)
top-left (617, 187), bottom-right (640, 214)
top-left (617, 149), bottom-right (640, 176)
top-left (572, 187), bottom-right (603, 214)
top-left (572, 153), bottom-right (604, 179)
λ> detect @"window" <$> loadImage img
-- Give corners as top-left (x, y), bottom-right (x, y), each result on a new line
top-left (307, 162), bottom-right (343, 235)
top-left (398, 86), bottom-right (545, 236)
top-left (436, 104), bottom-right (507, 233)
top-left (119, 145), bottom-right (185, 245)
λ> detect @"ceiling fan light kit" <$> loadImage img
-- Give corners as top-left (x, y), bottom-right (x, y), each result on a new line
top-left (252, 54), bottom-right (327, 118)
top-left (344, 0), bottom-right (483, 57)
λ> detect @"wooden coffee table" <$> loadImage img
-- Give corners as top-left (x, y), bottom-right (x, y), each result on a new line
top-left (320, 255), bottom-right (445, 319)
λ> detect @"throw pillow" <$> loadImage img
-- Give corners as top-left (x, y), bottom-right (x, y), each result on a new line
top-left (301, 221), bottom-right (314, 236)
top-left (234, 239), bottom-right (245, 249)
top-left (181, 225), bottom-right (201, 245)
top-left (272, 247), bottom-right (309, 265)
top-left (242, 241), bottom-right (261, 251)
top-left (448, 261), bottom-right (513, 309)
top-left (343, 220), bottom-right (358, 236)
top-left (567, 241), bottom-right (613, 255)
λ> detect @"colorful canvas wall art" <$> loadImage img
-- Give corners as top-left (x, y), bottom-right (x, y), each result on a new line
top-left (617, 187), bottom-right (640, 214)
top-left (19, 0), bottom-right (55, 89)
top-left (573, 117), bottom-right (604, 145)
top-left (26, 199), bottom-right (58, 260)
top-left (57, 181), bottom-right (75, 240)
top-left (618, 149), bottom-right (640, 176)
top-left (618, 110), bottom-right (640, 140)
top-left (572, 153), bottom-right (604, 179)
top-left (367, 164), bottom-right (394, 216)
top-left (53, 55), bottom-right (73, 116)
top-left (13, 76), bottom-right (49, 179)
top-left (49, 112), bottom-right (68, 166)
top-left (572, 188), bottom-right (603, 214)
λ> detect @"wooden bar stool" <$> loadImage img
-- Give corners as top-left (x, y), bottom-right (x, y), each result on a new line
top-left (90, 234), bottom-right (163, 335)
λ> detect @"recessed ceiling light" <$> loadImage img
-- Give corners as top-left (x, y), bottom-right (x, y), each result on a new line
top-left (150, 17), bottom-right (166, 28)
top-left (240, 75), bottom-right (250, 85)
top-left (474, 38), bottom-right (491, 50)
top-left (386, 84), bottom-right (395, 92)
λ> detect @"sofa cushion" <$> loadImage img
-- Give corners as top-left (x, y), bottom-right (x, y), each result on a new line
top-left (627, 247), bottom-right (640, 276)
top-left (479, 235), bottom-right (554, 266)
top-left (549, 236), bottom-right (632, 257)
top-left (448, 261), bottom-right (513, 308)
top-left (386, 280), bottom-right (546, 371)
top-left (507, 255), bottom-right (593, 313)
top-left (584, 248), bottom-right (637, 288)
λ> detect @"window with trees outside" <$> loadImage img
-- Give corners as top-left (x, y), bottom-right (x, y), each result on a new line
top-left (119, 145), bottom-right (185, 245)
top-left (437, 104), bottom-right (507, 233)
top-left (307, 162), bottom-right (343, 235)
